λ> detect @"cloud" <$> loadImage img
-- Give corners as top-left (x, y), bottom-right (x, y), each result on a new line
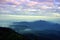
top-left (0, 15), bottom-right (60, 25)
top-left (55, 0), bottom-right (60, 2)
top-left (0, 15), bottom-right (59, 21)
top-left (23, 29), bottom-right (32, 31)
top-left (0, 0), bottom-right (54, 8)
top-left (30, 0), bottom-right (53, 2)
top-left (0, 0), bottom-right (60, 9)
top-left (52, 13), bottom-right (60, 17)
top-left (0, 6), bottom-right (60, 16)
top-left (0, 14), bottom-right (60, 27)
top-left (0, 0), bottom-right (60, 16)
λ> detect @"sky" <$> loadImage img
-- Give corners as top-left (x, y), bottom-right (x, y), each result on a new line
top-left (0, 0), bottom-right (60, 16)
top-left (0, 15), bottom-right (60, 27)
top-left (0, 0), bottom-right (60, 27)
top-left (0, 0), bottom-right (60, 7)
top-left (0, 0), bottom-right (60, 15)
top-left (0, 0), bottom-right (60, 17)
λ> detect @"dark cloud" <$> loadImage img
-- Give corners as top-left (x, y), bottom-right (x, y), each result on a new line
top-left (30, 0), bottom-right (53, 2)
top-left (55, 0), bottom-right (60, 2)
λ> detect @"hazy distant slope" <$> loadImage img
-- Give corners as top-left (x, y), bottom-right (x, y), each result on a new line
top-left (0, 27), bottom-right (25, 40)
top-left (10, 20), bottom-right (60, 32)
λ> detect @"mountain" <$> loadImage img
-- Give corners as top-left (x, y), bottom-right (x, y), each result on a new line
top-left (8, 20), bottom-right (60, 40)
top-left (0, 27), bottom-right (60, 40)
top-left (10, 20), bottom-right (60, 31)
top-left (21, 30), bottom-right (60, 40)
top-left (0, 27), bottom-right (27, 40)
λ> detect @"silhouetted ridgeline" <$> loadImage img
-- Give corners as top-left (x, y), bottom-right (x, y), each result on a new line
top-left (8, 20), bottom-right (60, 40)
top-left (0, 27), bottom-right (60, 40)
top-left (10, 20), bottom-right (60, 31)
top-left (0, 20), bottom-right (60, 40)
top-left (0, 27), bottom-right (26, 40)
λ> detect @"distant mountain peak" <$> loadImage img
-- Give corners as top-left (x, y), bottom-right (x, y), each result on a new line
top-left (10, 20), bottom-right (60, 32)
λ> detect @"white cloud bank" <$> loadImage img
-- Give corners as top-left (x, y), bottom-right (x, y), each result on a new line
top-left (0, 15), bottom-right (60, 27)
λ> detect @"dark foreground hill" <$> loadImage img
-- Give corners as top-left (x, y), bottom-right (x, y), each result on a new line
top-left (1, 20), bottom-right (60, 40)
top-left (0, 27), bottom-right (26, 40)
top-left (8, 20), bottom-right (60, 40)
top-left (22, 30), bottom-right (60, 40)
top-left (0, 27), bottom-right (60, 40)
